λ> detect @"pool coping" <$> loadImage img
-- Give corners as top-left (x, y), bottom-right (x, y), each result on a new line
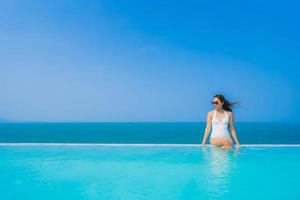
top-left (0, 143), bottom-right (300, 147)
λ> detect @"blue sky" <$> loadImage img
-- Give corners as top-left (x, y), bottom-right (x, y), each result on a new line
top-left (0, 0), bottom-right (299, 122)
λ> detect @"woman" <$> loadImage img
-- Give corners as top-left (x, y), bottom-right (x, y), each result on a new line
top-left (201, 94), bottom-right (240, 149)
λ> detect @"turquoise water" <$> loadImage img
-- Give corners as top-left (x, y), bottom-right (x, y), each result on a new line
top-left (1, 122), bottom-right (300, 144)
top-left (1, 122), bottom-right (300, 199)
top-left (0, 146), bottom-right (299, 200)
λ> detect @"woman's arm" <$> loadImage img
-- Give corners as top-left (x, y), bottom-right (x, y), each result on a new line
top-left (228, 112), bottom-right (240, 146)
top-left (201, 112), bottom-right (212, 146)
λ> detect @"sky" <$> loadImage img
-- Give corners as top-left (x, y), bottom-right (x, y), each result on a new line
top-left (0, 0), bottom-right (299, 122)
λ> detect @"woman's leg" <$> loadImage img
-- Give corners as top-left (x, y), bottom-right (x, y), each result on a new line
top-left (220, 137), bottom-right (233, 149)
top-left (210, 138), bottom-right (221, 146)
top-left (210, 137), bottom-right (233, 149)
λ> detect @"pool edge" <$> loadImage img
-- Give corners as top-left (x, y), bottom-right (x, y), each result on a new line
top-left (0, 143), bottom-right (300, 147)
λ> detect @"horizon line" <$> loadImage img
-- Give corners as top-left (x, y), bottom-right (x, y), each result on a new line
top-left (1, 121), bottom-right (300, 123)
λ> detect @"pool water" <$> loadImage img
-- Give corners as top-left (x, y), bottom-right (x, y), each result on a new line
top-left (1, 145), bottom-right (299, 200)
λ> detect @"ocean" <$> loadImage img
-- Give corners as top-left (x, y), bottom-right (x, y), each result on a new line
top-left (0, 122), bottom-right (299, 144)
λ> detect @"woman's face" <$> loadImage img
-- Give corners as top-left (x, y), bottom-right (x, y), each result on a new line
top-left (212, 97), bottom-right (223, 110)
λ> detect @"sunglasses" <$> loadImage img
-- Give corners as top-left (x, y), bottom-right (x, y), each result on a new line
top-left (211, 101), bottom-right (220, 105)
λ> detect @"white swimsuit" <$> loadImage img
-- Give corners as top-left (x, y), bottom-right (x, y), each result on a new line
top-left (210, 110), bottom-right (231, 139)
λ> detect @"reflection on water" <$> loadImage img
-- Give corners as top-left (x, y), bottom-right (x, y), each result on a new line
top-left (201, 147), bottom-right (239, 199)
top-left (0, 146), bottom-right (245, 200)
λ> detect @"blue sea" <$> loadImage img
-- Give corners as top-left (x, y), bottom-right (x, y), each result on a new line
top-left (1, 122), bottom-right (300, 200)
top-left (0, 122), bottom-right (300, 144)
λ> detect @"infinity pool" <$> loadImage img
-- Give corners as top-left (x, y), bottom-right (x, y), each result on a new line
top-left (0, 145), bottom-right (299, 200)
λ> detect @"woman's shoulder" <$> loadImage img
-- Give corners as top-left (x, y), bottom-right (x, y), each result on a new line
top-left (207, 110), bottom-right (214, 116)
top-left (226, 110), bottom-right (232, 116)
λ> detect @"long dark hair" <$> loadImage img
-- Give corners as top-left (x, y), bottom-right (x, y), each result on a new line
top-left (214, 94), bottom-right (239, 112)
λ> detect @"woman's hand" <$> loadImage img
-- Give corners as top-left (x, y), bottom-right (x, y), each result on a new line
top-left (201, 142), bottom-right (206, 146)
